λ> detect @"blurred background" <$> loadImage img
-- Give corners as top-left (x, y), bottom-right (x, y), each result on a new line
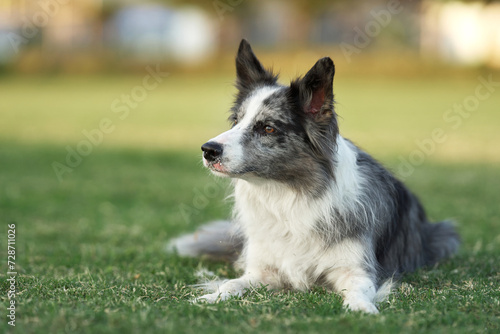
top-left (0, 0), bottom-right (499, 156)
top-left (0, 0), bottom-right (499, 160)
top-left (2, 0), bottom-right (500, 71)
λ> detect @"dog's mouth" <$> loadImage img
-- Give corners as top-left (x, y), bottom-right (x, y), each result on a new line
top-left (211, 161), bottom-right (225, 173)
top-left (203, 158), bottom-right (229, 176)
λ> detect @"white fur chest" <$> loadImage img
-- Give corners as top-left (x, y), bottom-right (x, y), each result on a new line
top-left (233, 180), bottom-right (334, 290)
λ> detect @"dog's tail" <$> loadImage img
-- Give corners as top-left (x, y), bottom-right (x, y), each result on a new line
top-left (166, 221), bottom-right (243, 261)
top-left (424, 220), bottom-right (460, 265)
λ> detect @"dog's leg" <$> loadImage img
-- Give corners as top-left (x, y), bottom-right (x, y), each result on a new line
top-left (328, 267), bottom-right (379, 314)
top-left (194, 272), bottom-right (262, 303)
top-left (325, 240), bottom-right (379, 314)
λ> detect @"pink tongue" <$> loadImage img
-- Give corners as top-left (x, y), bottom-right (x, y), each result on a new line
top-left (213, 162), bottom-right (223, 171)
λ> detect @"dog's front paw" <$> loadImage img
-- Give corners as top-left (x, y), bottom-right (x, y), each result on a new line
top-left (193, 292), bottom-right (221, 303)
top-left (193, 291), bottom-right (234, 304)
top-left (344, 298), bottom-right (379, 314)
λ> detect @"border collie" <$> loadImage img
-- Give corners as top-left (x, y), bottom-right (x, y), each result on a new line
top-left (169, 39), bottom-right (459, 313)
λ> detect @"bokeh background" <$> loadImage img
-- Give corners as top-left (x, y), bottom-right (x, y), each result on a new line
top-left (1, 0), bottom-right (499, 158)
top-left (0, 1), bottom-right (499, 333)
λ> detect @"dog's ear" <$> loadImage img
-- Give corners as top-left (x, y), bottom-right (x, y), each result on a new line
top-left (235, 39), bottom-right (277, 91)
top-left (295, 57), bottom-right (335, 123)
top-left (291, 57), bottom-right (338, 163)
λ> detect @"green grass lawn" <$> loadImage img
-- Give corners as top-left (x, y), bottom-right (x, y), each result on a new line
top-left (0, 73), bottom-right (499, 333)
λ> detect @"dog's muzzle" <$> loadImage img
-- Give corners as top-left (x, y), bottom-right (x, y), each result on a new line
top-left (201, 142), bottom-right (223, 162)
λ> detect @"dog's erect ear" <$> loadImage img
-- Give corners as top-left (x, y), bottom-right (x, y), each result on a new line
top-left (235, 39), bottom-right (277, 90)
top-left (296, 57), bottom-right (335, 122)
top-left (291, 57), bottom-right (338, 164)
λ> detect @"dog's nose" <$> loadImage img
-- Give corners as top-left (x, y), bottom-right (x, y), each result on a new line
top-left (201, 142), bottom-right (223, 161)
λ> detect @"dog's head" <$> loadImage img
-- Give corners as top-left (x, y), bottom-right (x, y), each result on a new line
top-left (202, 40), bottom-right (338, 191)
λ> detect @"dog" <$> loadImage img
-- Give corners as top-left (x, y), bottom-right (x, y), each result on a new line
top-left (169, 39), bottom-right (460, 313)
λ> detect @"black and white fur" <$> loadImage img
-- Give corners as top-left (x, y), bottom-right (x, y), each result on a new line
top-left (169, 40), bottom-right (459, 313)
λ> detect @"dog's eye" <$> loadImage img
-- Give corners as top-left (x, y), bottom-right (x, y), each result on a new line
top-left (264, 126), bottom-right (275, 134)
top-left (232, 119), bottom-right (238, 127)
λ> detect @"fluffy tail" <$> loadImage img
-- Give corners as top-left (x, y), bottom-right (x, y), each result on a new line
top-left (424, 220), bottom-right (460, 265)
top-left (166, 220), bottom-right (243, 261)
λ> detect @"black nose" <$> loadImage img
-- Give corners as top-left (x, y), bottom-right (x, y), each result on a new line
top-left (201, 142), bottom-right (223, 162)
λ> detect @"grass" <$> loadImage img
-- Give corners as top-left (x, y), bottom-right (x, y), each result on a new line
top-left (0, 72), bottom-right (499, 333)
